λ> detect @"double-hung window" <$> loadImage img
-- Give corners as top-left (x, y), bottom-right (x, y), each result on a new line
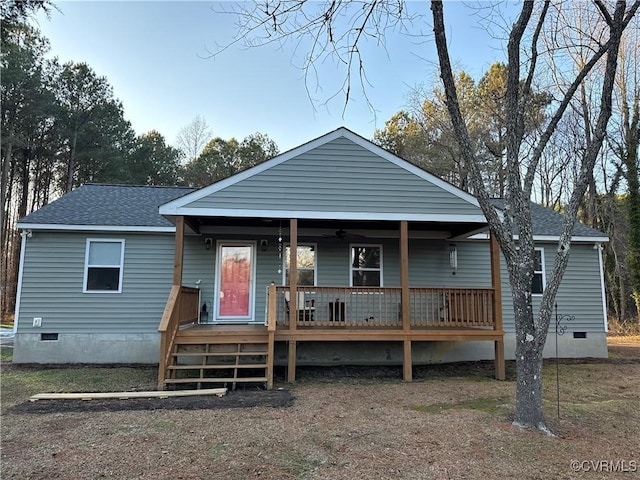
top-left (350, 244), bottom-right (383, 286)
top-left (532, 247), bottom-right (545, 295)
top-left (284, 244), bottom-right (317, 286)
top-left (83, 239), bottom-right (125, 293)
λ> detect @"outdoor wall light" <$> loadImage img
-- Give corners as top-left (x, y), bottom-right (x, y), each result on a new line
top-left (449, 243), bottom-right (458, 271)
top-left (260, 239), bottom-right (269, 252)
top-left (204, 237), bottom-right (213, 250)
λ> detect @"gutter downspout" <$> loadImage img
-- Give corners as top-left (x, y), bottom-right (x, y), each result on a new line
top-left (595, 243), bottom-right (608, 333)
top-left (13, 230), bottom-right (31, 334)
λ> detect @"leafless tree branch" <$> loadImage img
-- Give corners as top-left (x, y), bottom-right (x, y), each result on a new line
top-left (211, 1), bottom-right (423, 115)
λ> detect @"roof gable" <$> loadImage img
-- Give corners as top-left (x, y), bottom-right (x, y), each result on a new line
top-left (159, 127), bottom-right (484, 222)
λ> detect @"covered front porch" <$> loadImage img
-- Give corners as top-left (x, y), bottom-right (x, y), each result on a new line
top-left (155, 128), bottom-right (509, 390)
top-left (157, 216), bottom-right (505, 390)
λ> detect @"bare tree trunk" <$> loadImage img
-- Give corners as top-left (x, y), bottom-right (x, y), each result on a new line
top-left (1, 132), bottom-right (14, 254)
top-left (578, 84), bottom-right (599, 228)
top-left (66, 128), bottom-right (78, 193)
top-left (1, 145), bottom-right (15, 321)
top-left (3, 151), bottom-right (33, 316)
top-left (626, 145), bottom-right (640, 323)
top-left (622, 95), bottom-right (640, 325)
top-left (510, 278), bottom-right (546, 428)
top-left (619, 273), bottom-right (627, 321)
top-left (431, 0), bottom-right (635, 432)
top-left (19, 150), bottom-right (30, 220)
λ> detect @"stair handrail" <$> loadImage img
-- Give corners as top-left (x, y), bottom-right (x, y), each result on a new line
top-left (158, 285), bottom-right (199, 389)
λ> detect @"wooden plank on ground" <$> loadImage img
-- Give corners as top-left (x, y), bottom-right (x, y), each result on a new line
top-left (29, 388), bottom-right (227, 401)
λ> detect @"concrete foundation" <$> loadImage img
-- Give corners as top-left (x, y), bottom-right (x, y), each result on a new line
top-left (12, 331), bottom-right (607, 365)
top-left (274, 332), bottom-right (608, 366)
top-left (13, 333), bottom-right (159, 364)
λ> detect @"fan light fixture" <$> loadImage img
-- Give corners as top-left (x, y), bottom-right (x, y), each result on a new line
top-left (449, 244), bottom-right (458, 271)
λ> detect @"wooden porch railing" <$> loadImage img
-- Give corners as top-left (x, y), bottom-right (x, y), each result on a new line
top-left (157, 285), bottom-right (200, 389)
top-left (273, 286), bottom-right (495, 329)
top-left (408, 287), bottom-right (495, 327)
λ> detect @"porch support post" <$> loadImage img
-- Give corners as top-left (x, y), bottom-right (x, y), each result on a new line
top-left (287, 218), bottom-right (298, 383)
top-left (403, 339), bottom-right (412, 382)
top-left (173, 216), bottom-right (185, 286)
top-left (289, 219), bottom-right (298, 331)
top-left (400, 220), bottom-right (412, 382)
top-left (400, 220), bottom-right (410, 332)
top-left (266, 282), bottom-right (277, 389)
top-left (287, 340), bottom-right (297, 383)
top-left (490, 231), bottom-right (505, 380)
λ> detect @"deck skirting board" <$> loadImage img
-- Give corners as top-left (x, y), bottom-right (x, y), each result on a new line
top-left (274, 329), bottom-right (503, 342)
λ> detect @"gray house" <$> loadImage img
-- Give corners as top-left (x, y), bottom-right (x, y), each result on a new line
top-left (14, 127), bottom-right (608, 389)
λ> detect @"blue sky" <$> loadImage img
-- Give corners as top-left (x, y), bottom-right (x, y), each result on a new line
top-left (35, 1), bottom-right (515, 152)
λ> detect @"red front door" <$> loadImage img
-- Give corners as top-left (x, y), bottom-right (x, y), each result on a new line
top-left (216, 243), bottom-right (254, 321)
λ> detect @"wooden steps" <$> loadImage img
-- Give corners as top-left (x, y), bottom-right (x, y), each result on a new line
top-left (172, 351), bottom-right (268, 357)
top-left (168, 364), bottom-right (268, 370)
top-left (164, 377), bottom-right (269, 385)
top-left (161, 325), bottom-right (272, 391)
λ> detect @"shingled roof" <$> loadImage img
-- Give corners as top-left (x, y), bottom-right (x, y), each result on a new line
top-left (490, 199), bottom-right (605, 239)
top-left (17, 183), bottom-right (606, 240)
top-left (18, 184), bottom-right (195, 229)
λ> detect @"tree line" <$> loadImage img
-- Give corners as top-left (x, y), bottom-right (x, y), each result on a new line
top-left (0, 15), bottom-right (279, 319)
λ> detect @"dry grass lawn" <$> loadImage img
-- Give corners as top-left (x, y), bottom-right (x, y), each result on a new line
top-left (1, 340), bottom-right (638, 480)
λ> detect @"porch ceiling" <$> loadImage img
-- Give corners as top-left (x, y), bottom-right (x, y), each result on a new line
top-left (184, 216), bottom-right (488, 240)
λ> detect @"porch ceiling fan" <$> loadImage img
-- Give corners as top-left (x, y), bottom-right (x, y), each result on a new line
top-left (322, 228), bottom-right (366, 240)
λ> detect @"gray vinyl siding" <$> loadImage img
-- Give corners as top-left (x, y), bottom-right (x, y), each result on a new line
top-left (185, 137), bottom-right (481, 216)
top-left (498, 242), bottom-right (605, 333)
top-left (17, 231), bottom-right (605, 336)
top-left (16, 232), bottom-right (217, 334)
top-left (291, 239), bottom-right (491, 289)
top-left (313, 239), bottom-right (401, 286)
top-left (18, 232), bottom-right (172, 334)
top-left (551, 244), bottom-right (605, 331)
top-left (182, 236), bottom-right (215, 317)
top-left (408, 240), bottom-right (492, 288)
top-left (16, 232), bottom-right (277, 332)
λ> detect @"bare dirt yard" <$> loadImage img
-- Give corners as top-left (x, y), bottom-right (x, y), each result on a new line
top-left (1, 339), bottom-right (638, 480)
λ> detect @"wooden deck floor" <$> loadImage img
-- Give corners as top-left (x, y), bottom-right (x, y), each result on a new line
top-left (184, 323), bottom-right (502, 341)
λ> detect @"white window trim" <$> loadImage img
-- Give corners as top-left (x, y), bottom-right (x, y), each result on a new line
top-left (282, 243), bottom-right (318, 286)
top-left (349, 243), bottom-right (384, 287)
top-left (532, 247), bottom-right (546, 296)
top-left (83, 238), bottom-right (125, 294)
